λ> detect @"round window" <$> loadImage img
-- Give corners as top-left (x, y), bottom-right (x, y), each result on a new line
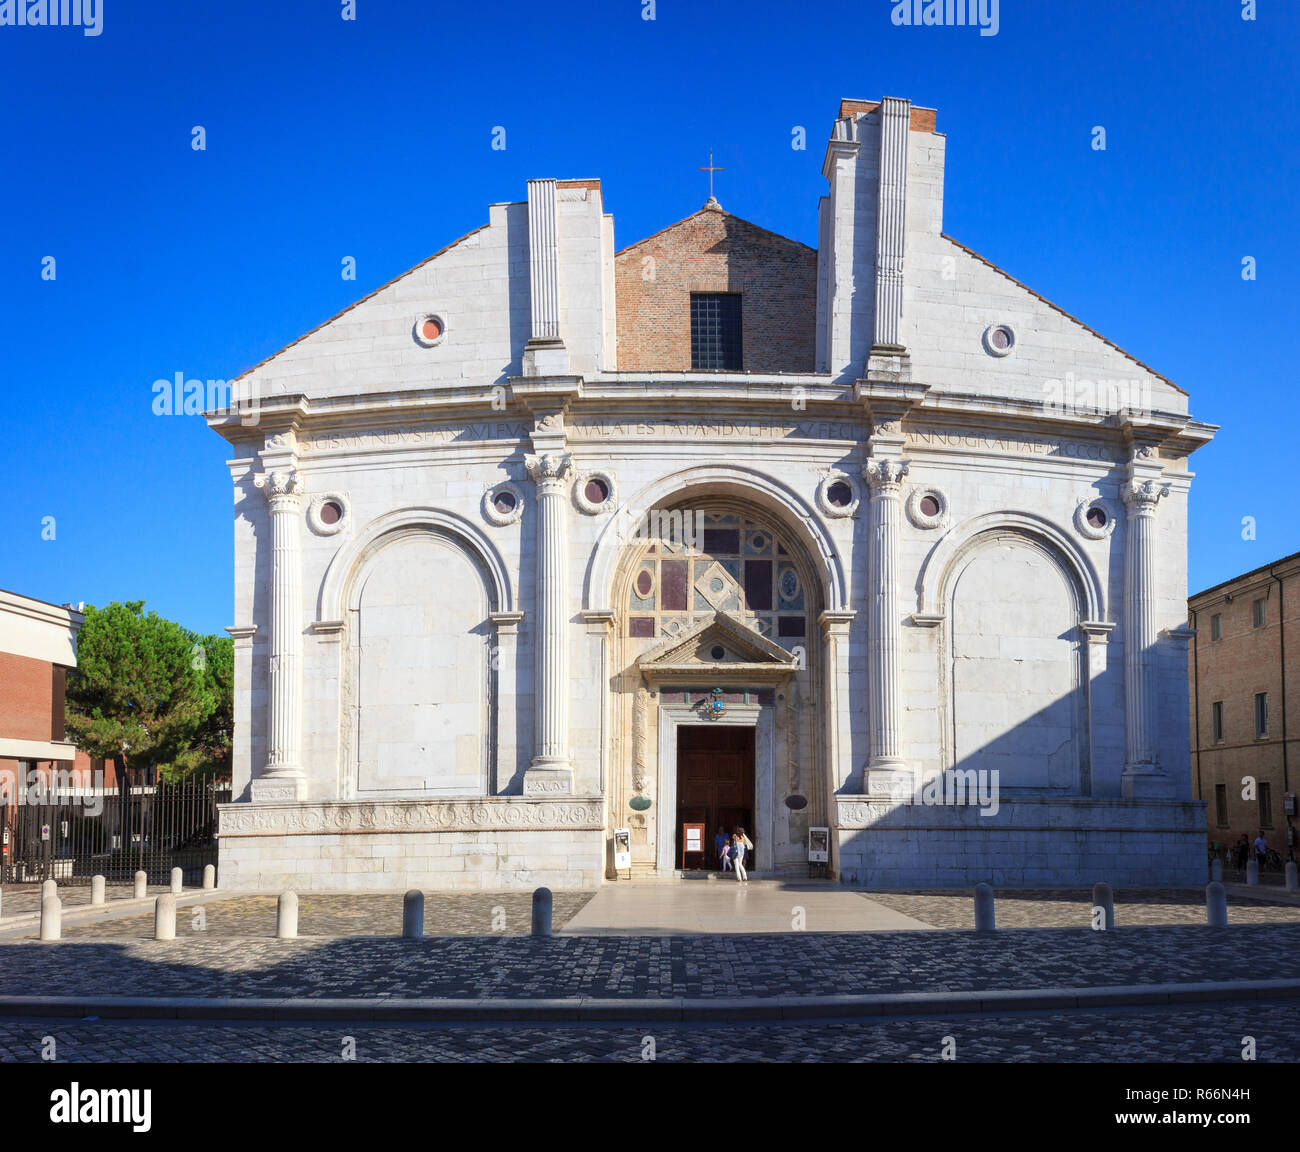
top-left (584, 477), bottom-right (609, 505)
top-left (827, 481), bottom-right (854, 508)
top-left (710, 645), bottom-right (726, 661)
top-left (493, 490), bottom-right (517, 515)
top-left (319, 501), bottom-right (342, 525)
top-left (1086, 506), bottom-right (1108, 529)
top-left (920, 495), bottom-right (941, 518)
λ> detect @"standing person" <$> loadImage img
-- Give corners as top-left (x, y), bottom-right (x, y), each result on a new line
top-left (733, 826), bottom-right (753, 883)
top-left (1236, 834), bottom-right (1250, 871)
top-left (1255, 831), bottom-right (1269, 873)
top-left (715, 826), bottom-right (729, 872)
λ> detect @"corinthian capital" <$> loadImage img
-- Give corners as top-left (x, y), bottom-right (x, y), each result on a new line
top-left (1123, 478), bottom-right (1171, 511)
top-left (254, 469), bottom-right (301, 505)
top-left (863, 458), bottom-right (909, 490)
top-left (525, 452), bottom-right (573, 495)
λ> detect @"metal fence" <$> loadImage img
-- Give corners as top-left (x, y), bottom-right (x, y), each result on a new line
top-left (0, 778), bottom-right (230, 886)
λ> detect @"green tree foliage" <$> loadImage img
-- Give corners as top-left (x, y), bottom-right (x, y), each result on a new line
top-left (64, 601), bottom-right (231, 782)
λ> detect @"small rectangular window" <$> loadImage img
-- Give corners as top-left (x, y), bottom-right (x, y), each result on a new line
top-left (1253, 598), bottom-right (1266, 628)
top-left (1255, 692), bottom-right (1269, 739)
top-left (1214, 783), bottom-right (1228, 827)
top-left (1259, 782), bottom-right (1273, 829)
top-left (1212, 701), bottom-right (1224, 743)
top-left (1210, 613), bottom-right (1222, 641)
top-left (690, 293), bottom-right (743, 371)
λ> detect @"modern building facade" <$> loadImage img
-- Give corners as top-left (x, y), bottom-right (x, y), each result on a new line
top-left (208, 97), bottom-right (1216, 891)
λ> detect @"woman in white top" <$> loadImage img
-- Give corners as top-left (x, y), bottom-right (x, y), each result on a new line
top-left (732, 827), bottom-right (752, 882)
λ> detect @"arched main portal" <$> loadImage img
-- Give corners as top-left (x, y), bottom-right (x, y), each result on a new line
top-left (609, 494), bottom-right (830, 876)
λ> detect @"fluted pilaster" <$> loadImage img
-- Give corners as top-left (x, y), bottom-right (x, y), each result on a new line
top-left (1122, 478), bottom-right (1169, 776)
top-left (523, 452), bottom-right (574, 793)
top-left (863, 458), bottom-right (908, 772)
top-left (252, 469), bottom-right (306, 801)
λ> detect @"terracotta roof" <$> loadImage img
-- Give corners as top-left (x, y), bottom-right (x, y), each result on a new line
top-left (615, 205), bottom-right (816, 258)
top-left (942, 233), bottom-right (1187, 396)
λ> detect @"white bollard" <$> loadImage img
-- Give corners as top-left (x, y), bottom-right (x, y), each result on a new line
top-left (277, 892), bottom-right (299, 939)
top-left (532, 887), bottom-right (553, 937)
top-left (170, 867), bottom-right (183, 895)
top-left (1247, 859), bottom-right (1260, 886)
top-left (1207, 881), bottom-right (1228, 927)
top-left (1092, 881), bottom-right (1115, 930)
top-left (1211, 859), bottom-right (1223, 883)
top-left (202, 864), bottom-right (216, 891)
top-left (1287, 862), bottom-right (1298, 891)
top-left (91, 875), bottom-right (106, 905)
top-left (133, 870), bottom-right (147, 899)
top-left (40, 894), bottom-right (62, 941)
top-left (41, 878), bottom-right (57, 901)
top-left (402, 890), bottom-right (424, 938)
top-left (974, 882), bottom-right (995, 933)
top-left (154, 894), bottom-right (176, 941)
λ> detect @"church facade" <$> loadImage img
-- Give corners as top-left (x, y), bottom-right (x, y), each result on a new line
top-left (209, 97), bottom-right (1215, 891)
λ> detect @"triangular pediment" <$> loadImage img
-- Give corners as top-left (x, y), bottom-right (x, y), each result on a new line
top-left (637, 612), bottom-right (798, 682)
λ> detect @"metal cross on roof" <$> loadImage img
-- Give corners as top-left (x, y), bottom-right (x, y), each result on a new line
top-left (699, 148), bottom-right (724, 206)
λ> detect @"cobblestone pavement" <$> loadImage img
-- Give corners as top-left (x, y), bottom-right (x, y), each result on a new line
top-left (31, 892), bottom-right (594, 940)
top-left (862, 888), bottom-right (1300, 930)
top-left (5, 922), bottom-right (1300, 1000)
top-left (0, 1000), bottom-right (1293, 1061)
top-left (0, 883), bottom-right (172, 917)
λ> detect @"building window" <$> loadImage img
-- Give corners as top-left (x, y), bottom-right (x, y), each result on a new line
top-left (1259, 781), bottom-right (1274, 829)
top-left (1210, 613), bottom-right (1222, 641)
top-left (1212, 700), bottom-right (1224, 743)
top-left (1214, 783), bottom-right (1228, 827)
top-left (690, 293), bottom-right (742, 370)
top-left (1253, 598), bottom-right (1266, 628)
top-left (1255, 692), bottom-right (1269, 738)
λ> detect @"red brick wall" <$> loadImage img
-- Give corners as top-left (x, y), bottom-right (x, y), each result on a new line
top-left (1190, 561), bottom-right (1300, 856)
top-left (614, 208), bottom-right (817, 373)
top-left (0, 651), bottom-right (64, 743)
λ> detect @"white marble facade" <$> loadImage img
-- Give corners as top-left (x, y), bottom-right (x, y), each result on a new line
top-left (209, 97), bottom-right (1215, 891)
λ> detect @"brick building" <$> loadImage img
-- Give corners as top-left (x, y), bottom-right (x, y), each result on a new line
top-left (1188, 552), bottom-right (1300, 864)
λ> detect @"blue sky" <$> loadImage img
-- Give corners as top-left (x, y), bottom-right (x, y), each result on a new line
top-left (1, 0), bottom-right (1294, 634)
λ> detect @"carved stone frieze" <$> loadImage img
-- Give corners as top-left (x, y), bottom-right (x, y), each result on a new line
top-left (218, 798), bottom-right (604, 837)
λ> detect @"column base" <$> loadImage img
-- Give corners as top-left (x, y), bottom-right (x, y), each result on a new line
top-left (522, 338), bottom-right (570, 377)
top-left (1121, 764), bottom-right (1176, 800)
top-left (251, 774), bottom-right (308, 803)
top-left (523, 761), bottom-right (574, 796)
top-left (865, 760), bottom-right (913, 799)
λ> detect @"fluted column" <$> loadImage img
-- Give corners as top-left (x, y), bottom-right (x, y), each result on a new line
top-left (251, 469), bottom-right (307, 802)
top-left (863, 458), bottom-right (908, 777)
top-left (523, 452), bottom-right (574, 794)
top-left (1122, 477), bottom-right (1170, 788)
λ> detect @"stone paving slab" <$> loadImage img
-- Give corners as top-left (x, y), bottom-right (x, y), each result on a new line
top-left (5, 922), bottom-right (1300, 1001)
top-left (861, 887), bottom-right (1300, 929)
top-left (0, 883), bottom-right (176, 919)
top-left (1, 999), bottom-right (1296, 1061)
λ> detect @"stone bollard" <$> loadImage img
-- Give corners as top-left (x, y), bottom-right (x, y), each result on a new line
top-left (203, 864), bottom-right (216, 891)
top-left (1211, 859), bottom-right (1223, 883)
top-left (1207, 881), bottom-right (1228, 927)
top-left (40, 894), bottom-right (62, 941)
top-left (133, 870), bottom-right (147, 899)
top-left (402, 890), bottom-right (424, 939)
top-left (1247, 859), bottom-right (1259, 886)
top-left (973, 882), bottom-right (995, 933)
top-left (42, 878), bottom-right (57, 901)
top-left (170, 867), bottom-right (183, 895)
top-left (154, 894), bottom-right (177, 941)
top-left (532, 887), bottom-right (554, 937)
top-left (1092, 881), bottom-right (1115, 931)
top-left (91, 875), bottom-right (106, 905)
top-left (1287, 862), bottom-right (1298, 891)
top-left (277, 892), bottom-right (299, 940)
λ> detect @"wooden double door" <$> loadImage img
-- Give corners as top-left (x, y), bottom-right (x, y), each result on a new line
top-left (677, 725), bottom-right (755, 870)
